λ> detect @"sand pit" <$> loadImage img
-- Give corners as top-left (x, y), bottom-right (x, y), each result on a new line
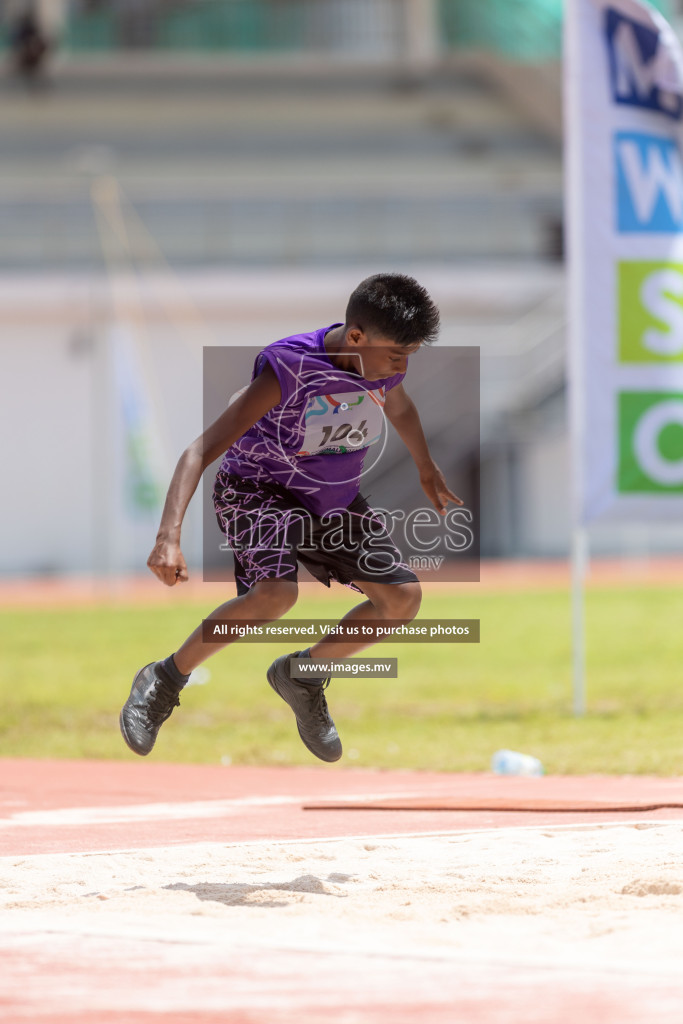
top-left (3, 822), bottom-right (683, 1022)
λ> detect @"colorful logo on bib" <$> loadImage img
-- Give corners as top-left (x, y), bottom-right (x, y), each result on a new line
top-left (618, 261), bottom-right (683, 362)
top-left (618, 391), bottom-right (683, 492)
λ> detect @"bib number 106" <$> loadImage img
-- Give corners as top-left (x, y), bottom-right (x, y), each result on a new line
top-left (318, 419), bottom-right (368, 448)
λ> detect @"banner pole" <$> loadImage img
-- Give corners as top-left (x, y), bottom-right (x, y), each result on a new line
top-left (564, 0), bottom-right (588, 716)
top-left (570, 525), bottom-right (587, 717)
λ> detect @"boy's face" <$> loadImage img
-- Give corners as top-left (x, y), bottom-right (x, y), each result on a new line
top-left (343, 326), bottom-right (421, 380)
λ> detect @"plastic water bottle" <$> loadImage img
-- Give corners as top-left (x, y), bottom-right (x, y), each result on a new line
top-left (491, 749), bottom-right (544, 776)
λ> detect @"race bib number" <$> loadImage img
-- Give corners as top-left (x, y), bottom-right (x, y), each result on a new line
top-left (297, 389), bottom-right (385, 455)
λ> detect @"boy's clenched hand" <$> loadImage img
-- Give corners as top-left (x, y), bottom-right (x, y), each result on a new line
top-left (147, 539), bottom-right (189, 586)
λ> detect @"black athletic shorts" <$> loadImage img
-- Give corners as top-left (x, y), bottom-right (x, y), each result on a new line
top-left (213, 469), bottom-right (418, 596)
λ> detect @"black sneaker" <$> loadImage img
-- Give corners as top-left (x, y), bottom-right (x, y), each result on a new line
top-left (119, 662), bottom-right (183, 756)
top-left (267, 652), bottom-right (342, 763)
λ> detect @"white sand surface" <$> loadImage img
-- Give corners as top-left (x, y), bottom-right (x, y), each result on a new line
top-left (3, 822), bottom-right (683, 1019)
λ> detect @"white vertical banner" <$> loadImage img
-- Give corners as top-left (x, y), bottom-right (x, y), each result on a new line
top-left (566, 0), bottom-right (683, 527)
top-left (108, 323), bottom-right (166, 571)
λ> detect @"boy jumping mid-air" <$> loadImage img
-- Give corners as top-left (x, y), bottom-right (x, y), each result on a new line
top-left (120, 273), bottom-right (462, 762)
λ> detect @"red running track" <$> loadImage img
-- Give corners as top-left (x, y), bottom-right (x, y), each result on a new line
top-left (3, 759), bottom-right (683, 856)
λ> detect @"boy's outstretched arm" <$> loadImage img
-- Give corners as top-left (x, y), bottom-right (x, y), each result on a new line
top-left (384, 382), bottom-right (464, 516)
top-left (148, 364), bottom-right (282, 586)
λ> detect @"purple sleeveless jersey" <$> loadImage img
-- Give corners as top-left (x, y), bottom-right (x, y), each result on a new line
top-left (219, 325), bottom-right (405, 515)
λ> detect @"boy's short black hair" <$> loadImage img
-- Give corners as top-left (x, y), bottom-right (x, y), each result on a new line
top-left (345, 273), bottom-right (440, 347)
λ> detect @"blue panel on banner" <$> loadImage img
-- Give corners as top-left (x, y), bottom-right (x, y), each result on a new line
top-left (616, 132), bottom-right (683, 232)
top-left (605, 8), bottom-right (682, 120)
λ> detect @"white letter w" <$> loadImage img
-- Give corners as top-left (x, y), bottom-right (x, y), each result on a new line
top-left (618, 138), bottom-right (683, 224)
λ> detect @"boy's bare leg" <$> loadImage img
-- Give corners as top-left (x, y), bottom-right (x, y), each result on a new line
top-left (307, 580), bottom-right (422, 660)
top-left (172, 579), bottom-right (299, 675)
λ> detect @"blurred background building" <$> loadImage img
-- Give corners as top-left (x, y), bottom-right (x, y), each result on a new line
top-left (1, 0), bottom-right (682, 575)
